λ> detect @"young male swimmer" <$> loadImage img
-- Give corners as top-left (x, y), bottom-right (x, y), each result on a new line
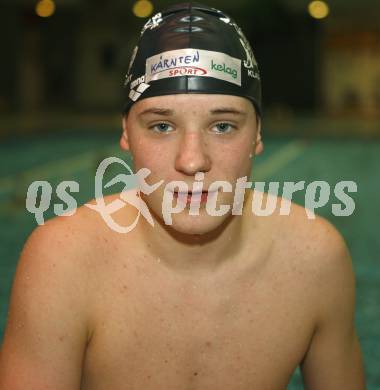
top-left (0, 3), bottom-right (365, 389)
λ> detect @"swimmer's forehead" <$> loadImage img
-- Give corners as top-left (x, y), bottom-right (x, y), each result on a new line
top-left (131, 94), bottom-right (255, 118)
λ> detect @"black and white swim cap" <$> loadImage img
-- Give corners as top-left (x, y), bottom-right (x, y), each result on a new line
top-left (123, 2), bottom-right (261, 115)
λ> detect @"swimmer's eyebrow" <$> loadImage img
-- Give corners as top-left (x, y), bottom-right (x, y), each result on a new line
top-left (209, 107), bottom-right (246, 116)
top-left (138, 108), bottom-right (174, 117)
top-left (137, 107), bottom-right (247, 117)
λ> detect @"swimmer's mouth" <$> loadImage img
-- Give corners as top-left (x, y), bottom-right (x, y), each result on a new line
top-left (172, 190), bottom-right (218, 204)
top-left (175, 190), bottom-right (207, 195)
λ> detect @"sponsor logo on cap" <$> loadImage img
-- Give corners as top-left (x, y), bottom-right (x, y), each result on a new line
top-left (143, 65), bottom-right (208, 82)
top-left (129, 75), bottom-right (150, 102)
top-left (145, 49), bottom-right (241, 86)
top-left (149, 50), bottom-right (201, 74)
top-left (211, 60), bottom-right (238, 79)
top-left (168, 67), bottom-right (207, 77)
top-left (130, 75), bottom-right (146, 90)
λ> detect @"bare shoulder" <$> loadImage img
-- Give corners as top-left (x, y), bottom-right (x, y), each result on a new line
top-left (270, 196), bottom-right (356, 314)
top-left (277, 206), bottom-right (365, 388)
top-left (253, 192), bottom-right (355, 291)
top-left (253, 190), bottom-right (347, 254)
top-left (8, 198), bottom-right (105, 326)
top-left (25, 192), bottom-right (124, 251)
top-left (20, 192), bottom-right (138, 275)
top-left (251, 192), bottom-right (348, 254)
top-left (0, 198), bottom-right (113, 387)
top-left (9, 194), bottom-right (124, 322)
top-left (284, 199), bottom-right (351, 268)
top-left (22, 196), bottom-right (105, 267)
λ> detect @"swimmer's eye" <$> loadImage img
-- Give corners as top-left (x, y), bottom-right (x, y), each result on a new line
top-left (149, 122), bottom-right (174, 133)
top-left (212, 122), bottom-right (236, 134)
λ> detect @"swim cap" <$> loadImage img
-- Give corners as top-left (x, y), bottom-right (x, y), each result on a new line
top-left (123, 2), bottom-right (261, 115)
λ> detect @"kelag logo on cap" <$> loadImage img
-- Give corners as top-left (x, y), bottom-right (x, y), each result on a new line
top-left (145, 49), bottom-right (242, 86)
top-left (211, 60), bottom-right (238, 80)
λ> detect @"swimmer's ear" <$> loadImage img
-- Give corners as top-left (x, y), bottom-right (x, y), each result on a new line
top-left (254, 119), bottom-right (264, 155)
top-left (120, 116), bottom-right (130, 151)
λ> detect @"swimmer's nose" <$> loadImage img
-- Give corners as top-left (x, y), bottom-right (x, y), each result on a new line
top-left (175, 131), bottom-right (211, 176)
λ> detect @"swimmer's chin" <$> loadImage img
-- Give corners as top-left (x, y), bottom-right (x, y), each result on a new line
top-left (163, 213), bottom-right (232, 237)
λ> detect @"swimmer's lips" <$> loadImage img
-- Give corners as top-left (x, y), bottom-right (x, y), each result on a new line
top-left (172, 190), bottom-right (218, 205)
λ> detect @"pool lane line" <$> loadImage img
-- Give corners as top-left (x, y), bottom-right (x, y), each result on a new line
top-left (0, 145), bottom-right (120, 195)
top-left (252, 140), bottom-right (309, 181)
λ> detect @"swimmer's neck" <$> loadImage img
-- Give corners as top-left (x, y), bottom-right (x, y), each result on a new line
top-left (136, 205), bottom-right (255, 273)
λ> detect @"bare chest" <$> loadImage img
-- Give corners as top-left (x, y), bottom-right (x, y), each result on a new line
top-left (81, 258), bottom-right (314, 390)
